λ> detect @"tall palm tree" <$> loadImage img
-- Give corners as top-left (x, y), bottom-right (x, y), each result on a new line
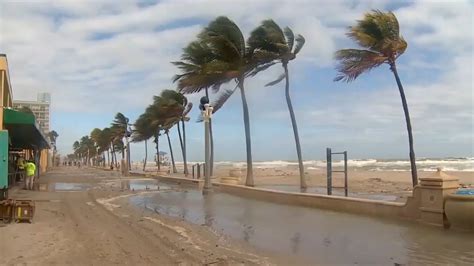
top-left (334, 10), bottom-right (417, 186)
top-left (97, 127), bottom-right (114, 168)
top-left (90, 128), bottom-right (102, 166)
top-left (48, 130), bottom-right (59, 166)
top-left (174, 16), bottom-right (260, 186)
top-left (158, 90), bottom-right (192, 176)
top-left (173, 41), bottom-right (218, 177)
top-left (248, 20), bottom-right (307, 189)
top-left (111, 112), bottom-right (131, 169)
top-left (132, 111), bottom-right (155, 172)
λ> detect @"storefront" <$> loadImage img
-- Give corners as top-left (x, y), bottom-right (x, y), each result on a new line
top-left (0, 54), bottom-right (50, 190)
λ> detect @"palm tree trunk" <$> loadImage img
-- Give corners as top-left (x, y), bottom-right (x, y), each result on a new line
top-left (205, 88), bottom-right (215, 177)
top-left (181, 119), bottom-right (189, 176)
top-left (156, 133), bottom-right (161, 172)
top-left (238, 78), bottom-right (254, 186)
top-left (167, 131), bottom-right (177, 173)
top-left (177, 123), bottom-right (185, 174)
top-left (283, 63), bottom-right (307, 189)
top-left (143, 139), bottom-right (148, 172)
top-left (107, 149), bottom-right (110, 167)
top-left (390, 62), bottom-right (418, 187)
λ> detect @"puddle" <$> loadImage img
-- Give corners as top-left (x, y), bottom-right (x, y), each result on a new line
top-left (120, 179), bottom-right (172, 191)
top-left (258, 185), bottom-right (399, 202)
top-left (39, 183), bottom-right (90, 191)
top-left (54, 183), bottom-right (90, 191)
top-left (130, 189), bottom-right (474, 265)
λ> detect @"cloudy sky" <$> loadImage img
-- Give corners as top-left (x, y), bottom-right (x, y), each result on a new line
top-left (0, 0), bottom-right (472, 162)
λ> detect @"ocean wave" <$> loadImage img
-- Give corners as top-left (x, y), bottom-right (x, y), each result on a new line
top-left (135, 157), bottom-right (473, 172)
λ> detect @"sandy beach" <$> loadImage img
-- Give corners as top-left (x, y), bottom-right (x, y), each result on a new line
top-left (134, 162), bottom-right (473, 202)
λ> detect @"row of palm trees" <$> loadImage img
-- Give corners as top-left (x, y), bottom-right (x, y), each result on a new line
top-left (73, 10), bottom-right (419, 187)
top-left (72, 114), bottom-right (129, 168)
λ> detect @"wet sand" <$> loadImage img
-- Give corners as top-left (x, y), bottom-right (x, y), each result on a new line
top-left (0, 167), bottom-right (286, 265)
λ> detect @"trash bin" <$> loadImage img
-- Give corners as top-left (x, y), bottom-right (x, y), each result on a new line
top-left (13, 200), bottom-right (35, 223)
top-left (0, 199), bottom-right (14, 223)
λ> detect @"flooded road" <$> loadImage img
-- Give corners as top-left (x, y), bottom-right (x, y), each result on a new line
top-left (130, 187), bottom-right (474, 265)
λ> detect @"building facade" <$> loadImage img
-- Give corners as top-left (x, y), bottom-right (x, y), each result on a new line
top-left (13, 92), bottom-right (51, 134)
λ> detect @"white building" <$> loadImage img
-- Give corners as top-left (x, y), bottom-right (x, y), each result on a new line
top-left (13, 92), bottom-right (51, 134)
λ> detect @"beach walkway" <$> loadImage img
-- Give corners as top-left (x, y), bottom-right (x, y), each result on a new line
top-left (0, 167), bottom-right (273, 265)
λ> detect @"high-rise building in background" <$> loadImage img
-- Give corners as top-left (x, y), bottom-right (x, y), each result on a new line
top-left (13, 92), bottom-right (51, 134)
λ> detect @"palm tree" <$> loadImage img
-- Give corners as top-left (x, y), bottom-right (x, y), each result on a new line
top-left (90, 128), bottom-right (102, 166)
top-left (132, 112), bottom-right (155, 172)
top-left (95, 127), bottom-right (114, 168)
top-left (174, 16), bottom-right (260, 186)
top-left (48, 130), bottom-right (59, 167)
top-left (173, 41), bottom-right (218, 177)
top-left (157, 90), bottom-right (192, 176)
top-left (248, 20), bottom-right (307, 189)
top-left (111, 112), bottom-right (131, 169)
top-left (334, 10), bottom-right (417, 186)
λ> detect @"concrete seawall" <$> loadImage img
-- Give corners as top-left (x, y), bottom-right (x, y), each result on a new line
top-left (213, 182), bottom-right (421, 220)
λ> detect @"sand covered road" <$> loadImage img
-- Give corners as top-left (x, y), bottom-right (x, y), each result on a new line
top-left (0, 168), bottom-right (277, 265)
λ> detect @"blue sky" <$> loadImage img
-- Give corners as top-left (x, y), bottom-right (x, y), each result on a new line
top-left (0, 0), bottom-right (472, 162)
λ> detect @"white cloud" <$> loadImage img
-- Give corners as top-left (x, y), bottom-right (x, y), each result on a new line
top-left (0, 0), bottom-right (472, 158)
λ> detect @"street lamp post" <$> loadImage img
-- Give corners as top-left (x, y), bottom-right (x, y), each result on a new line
top-left (200, 97), bottom-right (213, 195)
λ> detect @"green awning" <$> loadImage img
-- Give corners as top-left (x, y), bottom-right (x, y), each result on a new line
top-left (3, 108), bottom-right (50, 150)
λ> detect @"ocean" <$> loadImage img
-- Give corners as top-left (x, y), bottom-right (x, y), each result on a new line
top-left (137, 157), bottom-right (474, 172)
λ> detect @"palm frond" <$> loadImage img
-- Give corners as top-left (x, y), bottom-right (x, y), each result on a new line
top-left (265, 73), bottom-right (286, 87)
top-left (347, 10), bottom-right (403, 54)
top-left (247, 61), bottom-right (277, 77)
top-left (334, 49), bottom-right (387, 82)
top-left (284, 26), bottom-right (295, 51)
top-left (183, 102), bottom-right (193, 116)
top-left (293, 34), bottom-right (305, 55)
top-left (211, 85), bottom-right (238, 113)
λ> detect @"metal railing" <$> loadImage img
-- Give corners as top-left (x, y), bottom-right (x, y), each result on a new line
top-left (326, 148), bottom-right (348, 196)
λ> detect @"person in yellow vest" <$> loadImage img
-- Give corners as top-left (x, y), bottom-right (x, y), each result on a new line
top-left (24, 160), bottom-right (36, 190)
top-left (16, 155), bottom-right (25, 182)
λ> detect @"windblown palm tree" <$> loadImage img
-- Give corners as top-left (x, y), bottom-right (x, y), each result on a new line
top-left (90, 128), bottom-right (102, 166)
top-left (174, 16), bottom-right (260, 186)
top-left (48, 130), bottom-right (59, 166)
top-left (248, 20), bottom-right (307, 189)
top-left (156, 90), bottom-right (192, 176)
top-left (334, 10), bottom-right (417, 186)
top-left (111, 112), bottom-right (131, 169)
top-left (132, 111), bottom-right (155, 172)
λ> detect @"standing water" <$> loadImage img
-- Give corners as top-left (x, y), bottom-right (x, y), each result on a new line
top-left (130, 188), bottom-right (474, 265)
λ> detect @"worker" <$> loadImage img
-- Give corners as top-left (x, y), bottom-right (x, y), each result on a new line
top-left (24, 160), bottom-right (36, 190)
top-left (16, 155), bottom-right (25, 182)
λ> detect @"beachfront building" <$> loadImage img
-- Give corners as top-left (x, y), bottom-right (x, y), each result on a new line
top-left (13, 92), bottom-right (51, 134)
top-left (0, 54), bottom-right (50, 190)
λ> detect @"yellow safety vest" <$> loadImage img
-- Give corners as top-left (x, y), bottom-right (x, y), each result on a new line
top-left (17, 158), bottom-right (25, 170)
top-left (25, 162), bottom-right (36, 177)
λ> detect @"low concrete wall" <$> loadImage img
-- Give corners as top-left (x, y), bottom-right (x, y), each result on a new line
top-left (129, 171), bottom-right (203, 188)
top-left (213, 183), bottom-right (422, 221)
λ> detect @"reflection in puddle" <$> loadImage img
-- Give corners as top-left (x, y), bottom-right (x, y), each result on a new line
top-left (130, 189), bottom-right (474, 265)
top-left (52, 183), bottom-right (89, 191)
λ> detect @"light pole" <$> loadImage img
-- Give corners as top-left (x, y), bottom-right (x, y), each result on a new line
top-left (200, 97), bottom-right (213, 195)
